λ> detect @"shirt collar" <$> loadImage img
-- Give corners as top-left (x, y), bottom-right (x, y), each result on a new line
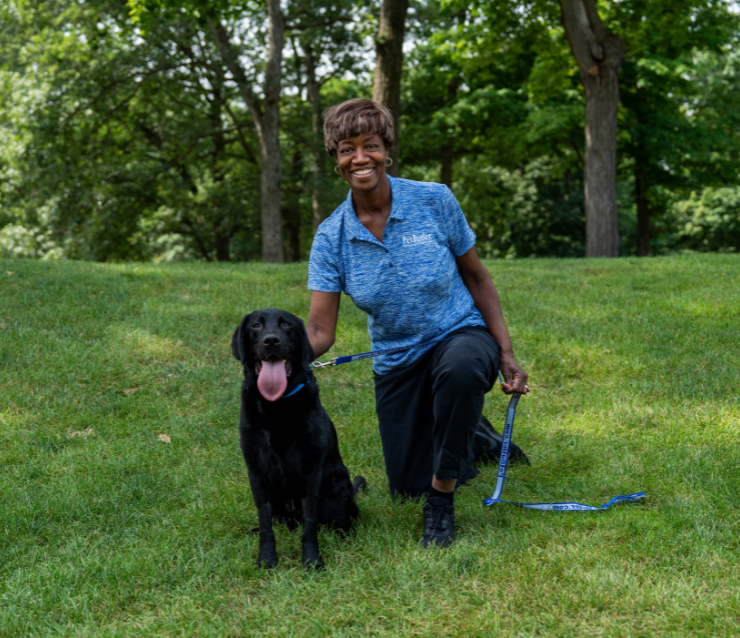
top-left (344, 175), bottom-right (405, 242)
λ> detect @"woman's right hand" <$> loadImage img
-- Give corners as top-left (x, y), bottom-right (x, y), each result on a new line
top-left (306, 291), bottom-right (341, 359)
top-left (500, 352), bottom-right (530, 395)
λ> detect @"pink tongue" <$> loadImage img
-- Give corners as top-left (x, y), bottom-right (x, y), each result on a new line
top-left (257, 360), bottom-right (288, 401)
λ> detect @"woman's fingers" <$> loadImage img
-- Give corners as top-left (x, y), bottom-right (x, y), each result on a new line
top-left (500, 366), bottom-right (530, 395)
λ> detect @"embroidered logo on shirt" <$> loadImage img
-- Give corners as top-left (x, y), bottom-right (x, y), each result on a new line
top-left (402, 233), bottom-right (433, 246)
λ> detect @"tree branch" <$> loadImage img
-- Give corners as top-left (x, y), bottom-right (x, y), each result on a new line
top-left (207, 18), bottom-right (264, 133)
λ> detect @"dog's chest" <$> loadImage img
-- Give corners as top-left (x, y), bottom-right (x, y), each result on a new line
top-left (249, 428), bottom-right (308, 485)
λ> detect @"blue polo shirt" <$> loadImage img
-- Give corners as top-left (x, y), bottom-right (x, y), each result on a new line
top-left (308, 176), bottom-right (486, 374)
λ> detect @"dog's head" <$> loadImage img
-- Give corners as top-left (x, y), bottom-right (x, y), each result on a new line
top-left (231, 308), bottom-right (314, 401)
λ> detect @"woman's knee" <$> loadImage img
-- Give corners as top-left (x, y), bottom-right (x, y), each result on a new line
top-left (432, 354), bottom-right (493, 394)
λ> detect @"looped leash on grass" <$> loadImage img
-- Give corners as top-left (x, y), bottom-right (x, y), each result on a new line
top-left (484, 373), bottom-right (646, 511)
top-left (313, 340), bottom-right (646, 511)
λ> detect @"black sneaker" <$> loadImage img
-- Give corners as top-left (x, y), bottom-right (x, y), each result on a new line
top-left (421, 497), bottom-right (455, 548)
top-left (474, 416), bottom-right (531, 466)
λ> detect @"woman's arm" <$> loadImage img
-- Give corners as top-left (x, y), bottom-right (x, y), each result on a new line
top-left (455, 247), bottom-right (530, 395)
top-left (306, 291), bottom-right (341, 359)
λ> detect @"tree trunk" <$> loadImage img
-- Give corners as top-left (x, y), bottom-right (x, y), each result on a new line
top-left (260, 0), bottom-right (285, 263)
top-left (304, 43), bottom-right (327, 233)
top-left (372, 0), bottom-right (409, 176)
top-left (283, 151), bottom-right (303, 262)
top-left (635, 167), bottom-right (650, 256)
top-left (208, 8), bottom-right (285, 263)
top-left (210, 82), bottom-right (231, 262)
top-left (214, 229), bottom-right (230, 262)
top-left (559, 0), bottom-right (625, 257)
top-left (440, 141), bottom-right (453, 187)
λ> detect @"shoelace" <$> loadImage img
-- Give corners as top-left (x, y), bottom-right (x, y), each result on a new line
top-left (424, 501), bottom-right (453, 534)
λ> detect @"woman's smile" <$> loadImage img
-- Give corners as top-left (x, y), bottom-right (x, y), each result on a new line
top-left (351, 167), bottom-right (376, 178)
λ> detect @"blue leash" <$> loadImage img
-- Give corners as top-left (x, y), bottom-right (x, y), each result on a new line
top-left (311, 336), bottom-right (454, 368)
top-left (484, 373), bottom-right (646, 511)
top-left (313, 340), bottom-right (646, 511)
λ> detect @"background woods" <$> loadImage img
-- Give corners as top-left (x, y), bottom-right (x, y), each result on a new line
top-left (0, 0), bottom-right (738, 263)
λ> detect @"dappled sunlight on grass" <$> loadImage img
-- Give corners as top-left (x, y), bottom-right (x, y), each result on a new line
top-left (114, 326), bottom-right (192, 364)
top-left (0, 255), bottom-right (739, 637)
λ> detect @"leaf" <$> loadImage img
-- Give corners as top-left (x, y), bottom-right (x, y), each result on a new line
top-left (6, 271), bottom-right (14, 276)
top-left (158, 433), bottom-right (171, 444)
top-left (69, 428), bottom-right (93, 438)
top-left (122, 387), bottom-right (140, 395)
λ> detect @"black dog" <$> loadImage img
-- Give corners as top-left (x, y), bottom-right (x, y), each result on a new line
top-left (232, 308), bottom-right (364, 569)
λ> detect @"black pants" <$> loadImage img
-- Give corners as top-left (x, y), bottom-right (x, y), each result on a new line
top-left (374, 326), bottom-right (504, 499)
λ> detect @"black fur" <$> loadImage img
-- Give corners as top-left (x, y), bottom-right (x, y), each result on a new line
top-left (232, 308), bottom-right (364, 569)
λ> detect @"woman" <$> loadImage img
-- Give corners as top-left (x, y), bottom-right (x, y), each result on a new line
top-left (306, 98), bottom-right (530, 548)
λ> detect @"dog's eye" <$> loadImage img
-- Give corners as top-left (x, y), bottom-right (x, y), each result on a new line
top-left (251, 322), bottom-right (261, 329)
top-left (281, 321), bottom-right (291, 329)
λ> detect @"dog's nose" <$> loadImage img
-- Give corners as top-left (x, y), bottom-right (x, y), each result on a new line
top-left (262, 334), bottom-right (281, 347)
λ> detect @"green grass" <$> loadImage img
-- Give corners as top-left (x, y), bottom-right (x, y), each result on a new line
top-left (0, 254), bottom-right (739, 637)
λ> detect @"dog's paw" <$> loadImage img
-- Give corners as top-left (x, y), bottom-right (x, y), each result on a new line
top-left (301, 546), bottom-right (324, 570)
top-left (353, 475), bottom-right (367, 495)
top-left (302, 555), bottom-right (325, 571)
top-left (257, 550), bottom-right (279, 569)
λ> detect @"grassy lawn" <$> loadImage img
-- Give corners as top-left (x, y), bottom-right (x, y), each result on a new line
top-left (1, 254), bottom-right (739, 637)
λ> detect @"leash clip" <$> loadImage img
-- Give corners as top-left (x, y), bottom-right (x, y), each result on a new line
top-left (311, 358), bottom-right (336, 369)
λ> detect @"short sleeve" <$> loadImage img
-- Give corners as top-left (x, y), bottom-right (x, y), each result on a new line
top-left (308, 231), bottom-right (344, 292)
top-left (439, 185), bottom-right (476, 257)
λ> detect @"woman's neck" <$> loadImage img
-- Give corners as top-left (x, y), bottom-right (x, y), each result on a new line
top-left (351, 174), bottom-right (393, 243)
top-left (351, 174), bottom-right (392, 217)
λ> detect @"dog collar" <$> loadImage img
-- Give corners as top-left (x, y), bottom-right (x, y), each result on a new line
top-left (257, 372), bottom-right (312, 401)
top-left (282, 377), bottom-right (310, 398)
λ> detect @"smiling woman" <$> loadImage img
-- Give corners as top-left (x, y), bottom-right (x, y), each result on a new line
top-left (306, 98), bottom-right (531, 549)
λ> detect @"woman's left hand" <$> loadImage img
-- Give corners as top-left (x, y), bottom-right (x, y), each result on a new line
top-left (500, 353), bottom-right (530, 395)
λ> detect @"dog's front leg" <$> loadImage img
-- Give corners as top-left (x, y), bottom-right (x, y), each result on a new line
top-left (301, 495), bottom-right (324, 569)
top-left (249, 471), bottom-right (278, 569)
top-left (256, 501), bottom-right (279, 568)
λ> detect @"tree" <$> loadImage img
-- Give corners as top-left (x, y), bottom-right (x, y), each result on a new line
top-left (558, 0), bottom-right (626, 257)
top-left (285, 0), bottom-right (367, 232)
top-left (610, 0), bottom-right (738, 255)
top-left (131, 0), bottom-right (286, 263)
top-left (373, 0), bottom-right (409, 174)
top-left (3, 0), bottom-right (740, 262)
top-left (207, 7), bottom-right (284, 263)
top-left (0, 0), bottom-right (263, 262)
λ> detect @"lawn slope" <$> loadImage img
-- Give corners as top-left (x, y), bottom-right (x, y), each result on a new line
top-left (0, 255), bottom-right (739, 638)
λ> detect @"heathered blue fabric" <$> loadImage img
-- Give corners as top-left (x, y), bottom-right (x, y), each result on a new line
top-left (308, 176), bottom-right (486, 374)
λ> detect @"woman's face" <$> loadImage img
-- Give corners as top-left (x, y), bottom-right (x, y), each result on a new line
top-left (335, 133), bottom-right (389, 192)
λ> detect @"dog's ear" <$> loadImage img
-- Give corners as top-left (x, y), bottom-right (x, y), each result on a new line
top-left (297, 316), bottom-right (316, 371)
top-left (231, 313), bottom-right (252, 364)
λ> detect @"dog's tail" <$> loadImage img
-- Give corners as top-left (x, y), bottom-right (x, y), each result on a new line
top-left (352, 475), bottom-right (367, 496)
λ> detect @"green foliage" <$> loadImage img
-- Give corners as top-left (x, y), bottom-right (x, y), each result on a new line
top-left (1, 0), bottom-right (739, 261)
top-left (673, 186), bottom-right (740, 252)
top-left (451, 157), bottom-right (585, 258)
top-left (1, 0), bottom-right (267, 262)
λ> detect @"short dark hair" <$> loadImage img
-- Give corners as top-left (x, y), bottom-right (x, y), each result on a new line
top-left (323, 99), bottom-right (395, 157)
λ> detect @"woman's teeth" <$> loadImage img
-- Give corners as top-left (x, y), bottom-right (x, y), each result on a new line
top-left (353, 169), bottom-right (373, 175)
